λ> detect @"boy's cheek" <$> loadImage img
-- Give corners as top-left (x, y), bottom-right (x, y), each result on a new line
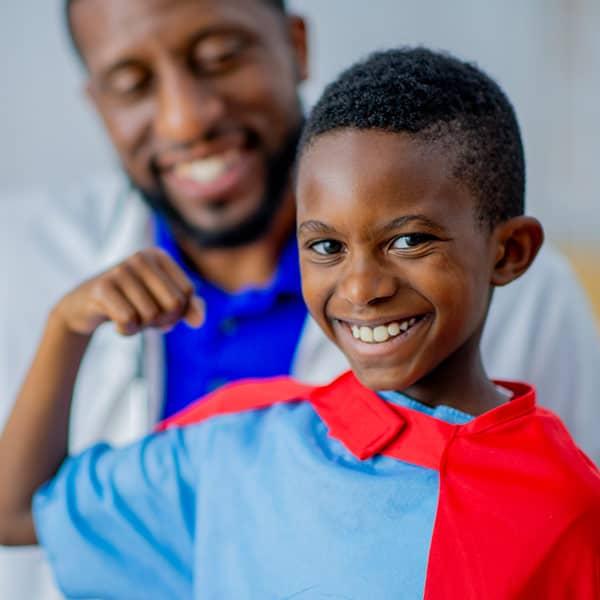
top-left (301, 277), bottom-right (338, 338)
top-left (300, 270), bottom-right (327, 316)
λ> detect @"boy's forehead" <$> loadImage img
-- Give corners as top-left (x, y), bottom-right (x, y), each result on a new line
top-left (296, 129), bottom-right (474, 225)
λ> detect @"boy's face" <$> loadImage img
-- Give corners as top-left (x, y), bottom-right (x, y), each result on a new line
top-left (296, 129), bottom-right (500, 392)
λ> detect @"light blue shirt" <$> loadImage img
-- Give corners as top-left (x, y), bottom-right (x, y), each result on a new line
top-left (33, 392), bottom-right (472, 599)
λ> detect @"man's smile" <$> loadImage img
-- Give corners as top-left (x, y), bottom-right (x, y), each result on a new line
top-left (163, 147), bottom-right (260, 204)
top-left (174, 149), bottom-right (242, 184)
top-left (155, 127), bottom-right (262, 205)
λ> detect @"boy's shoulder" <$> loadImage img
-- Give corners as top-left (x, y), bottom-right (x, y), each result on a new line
top-left (454, 382), bottom-right (599, 494)
top-left (427, 394), bottom-right (600, 598)
top-left (156, 376), bottom-right (316, 433)
top-left (157, 374), bottom-right (600, 508)
top-left (516, 402), bottom-right (600, 508)
top-left (159, 374), bottom-right (600, 567)
top-left (444, 387), bottom-right (600, 546)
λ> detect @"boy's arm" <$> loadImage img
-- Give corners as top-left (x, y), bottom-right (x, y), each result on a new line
top-left (0, 315), bottom-right (89, 545)
top-left (0, 248), bottom-right (203, 546)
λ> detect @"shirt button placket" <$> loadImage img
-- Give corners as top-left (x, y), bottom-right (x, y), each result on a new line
top-left (219, 317), bottom-right (238, 336)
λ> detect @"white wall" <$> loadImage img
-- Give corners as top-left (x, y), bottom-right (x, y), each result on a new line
top-left (1, 0), bottom-right (598, 240)
top-left (0, 0), bottom-right (115, 190)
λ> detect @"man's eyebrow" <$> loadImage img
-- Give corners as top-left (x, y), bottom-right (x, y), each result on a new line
top-left (187, 25), bottom-right (253, 47)
top-left (297, 220), bottom-right (337, 235)
top-left (98, 26), bottom-right (248, 80)
top-left (100, 59), bottom-right (143, 81)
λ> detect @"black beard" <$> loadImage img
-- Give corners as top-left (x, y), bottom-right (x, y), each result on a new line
top-left (134, 124), bottom-right (302, 249)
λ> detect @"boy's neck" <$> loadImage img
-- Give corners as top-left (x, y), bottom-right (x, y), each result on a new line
top-left (401, 336), bottom-right (506, 417)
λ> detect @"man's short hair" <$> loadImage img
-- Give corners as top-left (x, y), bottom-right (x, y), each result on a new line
top-left (64, 0), bottom-right (287, 63)
top-left (299, 47), bottom-right (525, 228)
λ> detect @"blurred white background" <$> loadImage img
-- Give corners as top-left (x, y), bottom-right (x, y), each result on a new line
top-left (0, 5), bottom-right (598, 599)
top-left (1, 0), bottom-right (598, 242)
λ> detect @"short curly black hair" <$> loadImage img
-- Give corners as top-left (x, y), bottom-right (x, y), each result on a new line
top-left (300, 47), bottom-right (525, 228)
top-left (64, 0), bottom-right (287, 63)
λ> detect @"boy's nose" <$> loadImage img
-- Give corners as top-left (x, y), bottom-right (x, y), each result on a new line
top-left (154, 67), bottom-right (226, 145)
top-left (338, 260), bottom-right (397, 308)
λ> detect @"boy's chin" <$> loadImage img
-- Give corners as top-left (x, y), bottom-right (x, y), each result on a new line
top-left (350, 363), bottom-right (415, 393)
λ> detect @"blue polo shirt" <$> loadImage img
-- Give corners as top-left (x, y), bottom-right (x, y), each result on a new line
top-left (155, 219), bottom-right (308, 417)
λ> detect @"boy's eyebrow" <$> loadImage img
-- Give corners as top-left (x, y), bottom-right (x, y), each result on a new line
top-left (297, 220), bottom-right (336, 235)
top-left (381, 215), bottom-right (446, 233)
top-left (298, 215), bottom-right (446, 235)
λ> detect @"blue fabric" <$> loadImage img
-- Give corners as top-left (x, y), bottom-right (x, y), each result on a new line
top-left (155, 219), bottom-right (308, 417)
top-left (33, 396), bottom-right (472, 600)
top-left (379, 390), bottom-right (474, 425)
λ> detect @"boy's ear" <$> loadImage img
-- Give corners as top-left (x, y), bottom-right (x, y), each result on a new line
top-left (490, 216), bottom-right (544, 287)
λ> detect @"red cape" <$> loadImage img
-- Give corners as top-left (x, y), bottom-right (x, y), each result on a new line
top-left (158, 372), bottom-right (600, 598)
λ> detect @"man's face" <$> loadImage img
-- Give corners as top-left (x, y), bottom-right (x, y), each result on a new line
top-left (72, 0), bottom-right (307, 245)
top-left (297, 129), bottom-right (497, 392)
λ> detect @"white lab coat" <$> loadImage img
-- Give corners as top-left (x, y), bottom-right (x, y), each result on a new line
top-left (1, 172), bottom-right (599, 599)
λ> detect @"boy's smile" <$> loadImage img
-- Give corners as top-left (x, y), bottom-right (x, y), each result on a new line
top-left (297, 129), bottom-right (500, 404)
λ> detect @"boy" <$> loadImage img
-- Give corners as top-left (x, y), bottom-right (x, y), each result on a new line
top-left (0, 48), bottom-right (598, 599)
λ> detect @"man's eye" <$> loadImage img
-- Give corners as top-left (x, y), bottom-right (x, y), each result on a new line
top-left (106, 67), bottom-right (150, 97)
top-left (193, 35), bottom-right (247, 74)
top-left (391, 233), bottom-right (437, 250)
top-left (310, 240), bottom-right (344, 256)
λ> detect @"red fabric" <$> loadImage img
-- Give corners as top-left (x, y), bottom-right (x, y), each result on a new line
top-left (156, 371), bottom-right (600, 597)
top-left (308, 372), bottom-right (407, 460)
top-left (423, 405), bottom-right (600, 599)
top-left (156, 376), bottom-right (313, 432)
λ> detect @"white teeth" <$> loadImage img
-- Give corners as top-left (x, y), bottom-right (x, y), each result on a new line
top-left (387, 322), bottom-right (400, 336)
top-left (349, 317), bottom-right (421, 344)
top-left (359, 326), bottom-right (374, 343)
top-left (175, 150), bottom-right (239, 184)
top-left (178, 159), bottom-right (227, 183)
top-left (373, 326), bottom-right (389, 342)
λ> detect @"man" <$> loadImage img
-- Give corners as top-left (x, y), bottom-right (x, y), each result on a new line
top-left (0, 0), bottom-right (598, 598)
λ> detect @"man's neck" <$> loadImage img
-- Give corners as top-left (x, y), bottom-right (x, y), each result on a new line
top-left (176, 195), bottom-right (297, 292)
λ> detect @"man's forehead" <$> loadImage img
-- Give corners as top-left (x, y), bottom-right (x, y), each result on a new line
top-left (71, 0), bottom-right (280, 68)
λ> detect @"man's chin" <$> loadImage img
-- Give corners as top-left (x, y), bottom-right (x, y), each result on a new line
top-left (137, 185), bottom-right (283, 249)
top-left (131, 120), bottom-right (303, 249)
top-left (170, 211), bottom-right (275, 249)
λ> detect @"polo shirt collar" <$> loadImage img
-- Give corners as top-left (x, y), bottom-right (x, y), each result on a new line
top-left (309, 371), bottom-right (536, 470)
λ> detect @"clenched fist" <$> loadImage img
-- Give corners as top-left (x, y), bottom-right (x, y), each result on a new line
top-left (53, 248), bottom-right (205, 336)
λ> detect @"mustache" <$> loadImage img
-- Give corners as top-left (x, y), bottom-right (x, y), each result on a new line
top-left (135, 121), bottom-right (303, 249)
top-left (150, 126), bottom-right (258, 171)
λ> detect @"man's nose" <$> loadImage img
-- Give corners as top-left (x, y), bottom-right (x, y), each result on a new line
top-left (338, 257), bottom-right (397, 308)
top-left (154, 67), bottom-right (226, 145)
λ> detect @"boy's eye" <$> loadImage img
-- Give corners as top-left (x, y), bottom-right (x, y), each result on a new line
top-left (310, 240), bottom-right (344, 256)
top-left (391, 233), bottom-right (437, 250)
